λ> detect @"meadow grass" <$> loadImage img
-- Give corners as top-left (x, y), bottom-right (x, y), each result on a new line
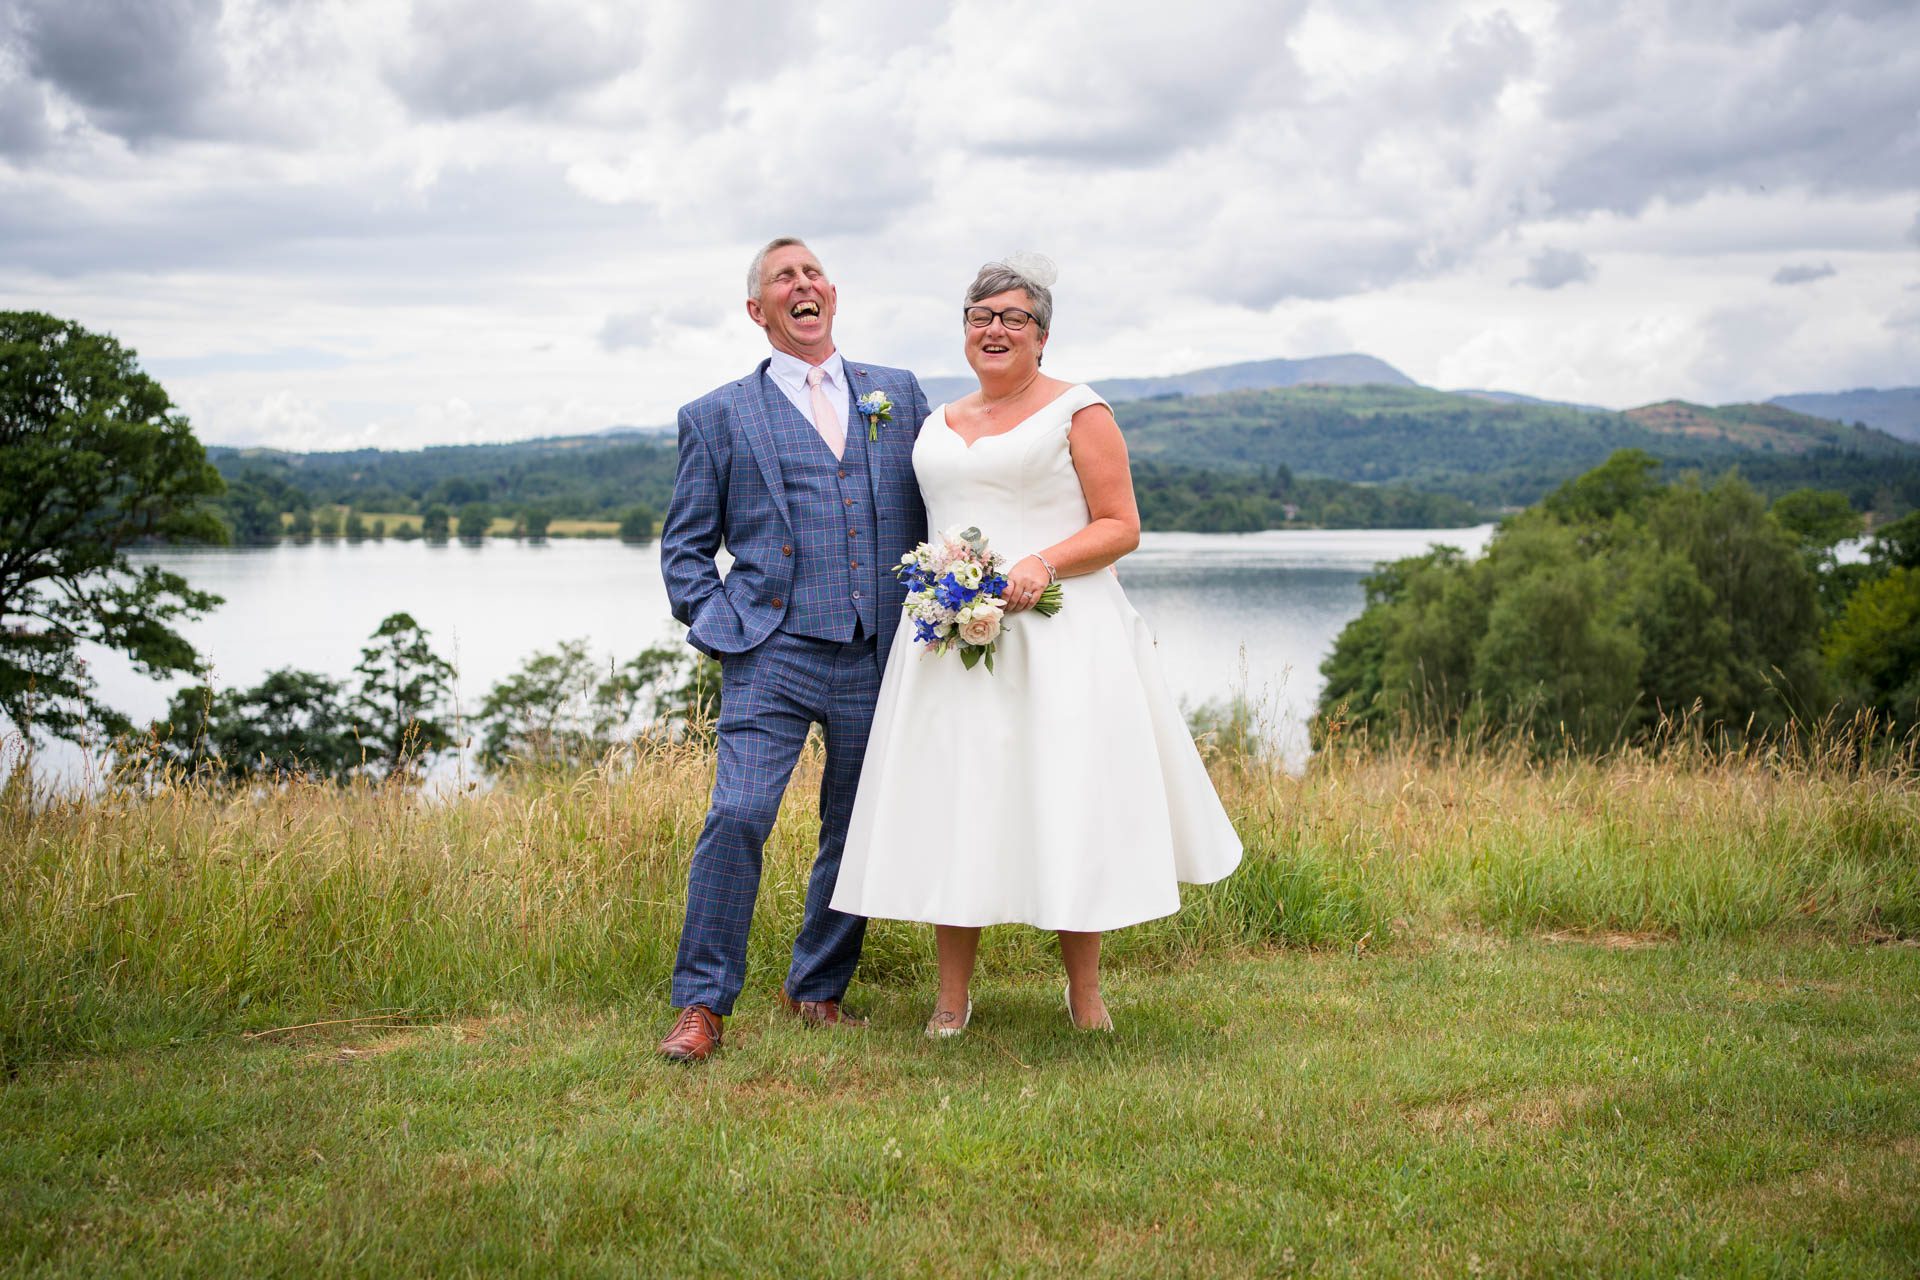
top-left (2, 730), bottom-right (1916, 1273)
top-left (2, 728), bottom-right (1915, 1071)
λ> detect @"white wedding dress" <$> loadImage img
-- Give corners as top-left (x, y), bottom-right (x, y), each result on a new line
top-left (830, 384), bottom-right (1242, 931)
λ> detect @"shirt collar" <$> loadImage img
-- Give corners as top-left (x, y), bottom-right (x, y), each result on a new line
top-left (768, 346), bottom-right (844, 390)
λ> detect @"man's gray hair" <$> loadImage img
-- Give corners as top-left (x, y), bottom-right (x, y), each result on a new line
top-left (747, 236), bottom-right (812, 300)
top-left (965, 261), bottom-right (1053, 332)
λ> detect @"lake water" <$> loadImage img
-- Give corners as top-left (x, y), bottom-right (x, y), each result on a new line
top-left (16, 527), bottom-right (1496, 786)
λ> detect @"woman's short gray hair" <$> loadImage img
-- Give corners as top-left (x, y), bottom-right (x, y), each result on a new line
top-left (965, 259), bottom-right (1054, 333)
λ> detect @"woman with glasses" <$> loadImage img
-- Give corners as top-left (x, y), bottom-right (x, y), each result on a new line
top-left (831, 254), bottom-right (1242, 1036)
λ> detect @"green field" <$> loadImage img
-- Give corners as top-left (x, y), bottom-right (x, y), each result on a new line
top-left (4, 738), bottom-right (1916, 1274)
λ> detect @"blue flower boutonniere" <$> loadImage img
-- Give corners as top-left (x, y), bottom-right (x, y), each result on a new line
top-left (857, 390), bottom-right (893, 442)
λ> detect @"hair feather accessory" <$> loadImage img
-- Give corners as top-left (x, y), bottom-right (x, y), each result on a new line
top-left (998, 251), bottom-right (1058, 290)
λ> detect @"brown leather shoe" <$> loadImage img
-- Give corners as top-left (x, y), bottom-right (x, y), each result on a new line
top-left (658, 1005), bottom-right (723, 1062)
top-left (778, 989), bottom-right (869, 1028)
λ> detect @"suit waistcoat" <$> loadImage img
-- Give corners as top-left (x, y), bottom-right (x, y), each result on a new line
top-left (764, 386), bottom-right (881, 641)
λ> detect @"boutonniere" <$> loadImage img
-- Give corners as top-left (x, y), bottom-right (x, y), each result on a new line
top-left (857, 390), bottom-right (893, 442)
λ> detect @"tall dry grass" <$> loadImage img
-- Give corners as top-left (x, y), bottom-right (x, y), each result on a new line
top-left (3, 718), bottom-right (1914, 1069)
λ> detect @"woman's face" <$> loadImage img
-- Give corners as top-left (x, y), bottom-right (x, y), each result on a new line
top-left (963, 288), bottom-right (1047, 381)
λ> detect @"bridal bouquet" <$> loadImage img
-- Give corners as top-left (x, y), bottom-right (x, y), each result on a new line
top-left (895, 526), bottom-right (1062, 672)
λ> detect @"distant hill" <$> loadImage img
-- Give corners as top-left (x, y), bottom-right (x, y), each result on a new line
top-left (1768, 387), bottom-right (1920, 444)
top-left (917, 353), bottom-right (1415, 407)
top-left (1450, 388), bottom-right (1610, 414)
top-left (1113, 384), bottom-right (1920, 511)
top-left (203, 369), bottom-right (1920, 536)
top-left (1623, 400), bottom-right (1913, 456)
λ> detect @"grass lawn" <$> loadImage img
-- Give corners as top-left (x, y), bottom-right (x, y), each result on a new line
top-left (4, 936), bottom-right (1916, 1277)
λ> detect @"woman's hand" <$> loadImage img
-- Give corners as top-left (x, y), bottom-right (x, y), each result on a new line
top-left (1001, 554), bottom-right (1051, 613)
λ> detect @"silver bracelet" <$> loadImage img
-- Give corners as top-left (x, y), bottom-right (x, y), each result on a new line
top-left (1035, 553), bottom-right (1058, 585)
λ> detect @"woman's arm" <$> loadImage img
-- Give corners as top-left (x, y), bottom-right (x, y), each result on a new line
top-left (1002, 403), bottom-right (1140, 612)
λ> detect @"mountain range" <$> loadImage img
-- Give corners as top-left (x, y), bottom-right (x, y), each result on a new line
top-left (593, 354), bottom-right (1917, 448)
top-left (1767, 387), bottom-right (1920, 444)
top-left (209, 354), bottom-right (1920, 531)
top-left (915, 353), bottom-right (1414, 407)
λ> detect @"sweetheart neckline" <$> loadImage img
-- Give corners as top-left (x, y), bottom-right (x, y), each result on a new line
top-left (938, 384), bottom-right (1087, 450)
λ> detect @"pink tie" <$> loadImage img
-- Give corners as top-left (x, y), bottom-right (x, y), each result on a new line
top-left (807, 366), bottom-right (845, 460)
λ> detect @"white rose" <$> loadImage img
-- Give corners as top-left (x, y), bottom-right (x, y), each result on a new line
top-left (957, 603), bottom-right (1003, 646)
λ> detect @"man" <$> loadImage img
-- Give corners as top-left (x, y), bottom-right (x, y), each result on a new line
top-left (655, 237), bottom-right (930, 1063)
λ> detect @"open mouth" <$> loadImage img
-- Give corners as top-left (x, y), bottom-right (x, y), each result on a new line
top-left (982, 342), bottom-right (1010, 354)
top-left (790, 301), bottom-right (821, 319)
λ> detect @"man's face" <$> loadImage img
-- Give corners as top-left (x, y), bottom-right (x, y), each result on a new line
top-left (746, 243), bottom-right (838, 362)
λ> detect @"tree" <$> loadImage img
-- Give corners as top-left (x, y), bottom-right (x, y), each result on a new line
top-left (350, 612), bottom-right (456, 777)
top-left (1772, 488), bottom-right (1863, 550)
top-left (288, 508), bottom-right (314, 539)
top-left (521, 507), bottom-right (552, 540)
top-left (1869, 511), bottom-right (1920, 573)
top-left (0, 311), bottom-right (227, 743)
top-left (1773, 489), bottom-right (1866, 618)
top-left (1317, 451), bottom-right (1830, 752)
top-left (1824, 568), bottom-right (1920, 732)
top-left (456, 502), bottom-right (491, 541)
top-left (215, 478), bottom-right (285, 544)
top-left (151, 668), bottom-right (359, 782)
top-left (421, 505), bottom-right (450, 540)
top-left (344, 510), bottom-right (366, 541)
top-left (312, 506), bottom-right (341, 538)
top-left (619, 505), bottom-right (657, 543)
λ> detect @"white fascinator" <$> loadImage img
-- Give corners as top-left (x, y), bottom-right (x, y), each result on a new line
top-left (997, 251), bottom-right (1059, 290)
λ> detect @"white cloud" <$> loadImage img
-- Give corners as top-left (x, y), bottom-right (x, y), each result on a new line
top-left (1515, 247), bottom-right (1595, 290)
top-left (2, 0), bottom-right (1916, 447)
top-left (1771, 262), bottom-right (1835, 285)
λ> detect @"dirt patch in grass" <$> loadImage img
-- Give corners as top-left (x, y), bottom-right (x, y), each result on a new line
top-left (304, 1014), bottom-right (517, 1065)
top-left (1541, 930), bottom-right (1671, 950)
top-left (1404, 1084), bottom-right (1604, 1135)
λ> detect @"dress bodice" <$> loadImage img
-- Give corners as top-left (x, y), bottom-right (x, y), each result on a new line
top-left (911, 383), bottom-right (1109, 563)
top-left (836, 379), bottom-right (1243, 929)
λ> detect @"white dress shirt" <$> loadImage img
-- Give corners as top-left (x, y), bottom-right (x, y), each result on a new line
top-left (766, 347), bottom-right (849, 435)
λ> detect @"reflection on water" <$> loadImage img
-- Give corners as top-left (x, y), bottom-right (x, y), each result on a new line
top-left (1121, 528), bottom-right (1494, 763)
top-left (15, 526), bottom-right (1495, 785)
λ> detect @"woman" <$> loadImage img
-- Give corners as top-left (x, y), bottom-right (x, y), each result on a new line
top-left (830, 254), bottom-right (1242, 1034)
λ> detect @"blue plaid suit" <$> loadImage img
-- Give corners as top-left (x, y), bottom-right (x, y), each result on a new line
top-left (660, 357), bottom-right (929, 1014)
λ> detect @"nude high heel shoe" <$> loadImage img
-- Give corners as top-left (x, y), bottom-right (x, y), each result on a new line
top-left (1064, 983), bottom-right (1114, 1032)
top-left (925, 999), bottom-right (972, 1039)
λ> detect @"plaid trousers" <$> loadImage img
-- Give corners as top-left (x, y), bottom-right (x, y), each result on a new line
top-left (670, 628), bottom-right (883, 1015)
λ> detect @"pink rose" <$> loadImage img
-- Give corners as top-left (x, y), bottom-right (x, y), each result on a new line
top-left (957, 604), bottom-right (1003, 646)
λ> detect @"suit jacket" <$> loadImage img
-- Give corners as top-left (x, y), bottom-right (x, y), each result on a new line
top-left (660, 357), bottom-right (931, 671)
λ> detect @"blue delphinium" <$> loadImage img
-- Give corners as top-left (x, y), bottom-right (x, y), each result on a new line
top-left (935, 572), bottom-right (977, 611)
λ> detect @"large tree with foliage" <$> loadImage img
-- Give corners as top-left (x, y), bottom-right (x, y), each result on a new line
top-left (1318, 451), bottom-right (1828, 750)
top-left (1, 312), bottom-right (227, 743)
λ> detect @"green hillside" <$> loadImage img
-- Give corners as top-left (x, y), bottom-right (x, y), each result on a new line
top-left (201, 383), bottom-right (1920, 540)
top-left (1623, 400), bottom-right (1916, 455)
top-left (1114, 384), bottom-right (1920, 510)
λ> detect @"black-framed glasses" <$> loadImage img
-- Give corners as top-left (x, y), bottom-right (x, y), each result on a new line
top-left (963, 306), bottom-right (1035, 330)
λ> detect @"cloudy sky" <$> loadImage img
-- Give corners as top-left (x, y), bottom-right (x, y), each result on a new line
top-left (2, 0), bottom-right (1916, 451)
